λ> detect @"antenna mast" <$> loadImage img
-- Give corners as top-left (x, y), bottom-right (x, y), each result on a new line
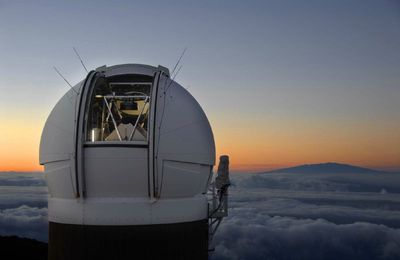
top-left (53, 66), bottom-right (78, 94)
top-left (73, 47), bottom-right (89, 73)
top-left (171, 47), bottom-right (187, 76)
top-left (166, 48), bottom-right (187, 91)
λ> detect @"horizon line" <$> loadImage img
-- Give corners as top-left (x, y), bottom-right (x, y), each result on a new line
top-left (2, 161), bottom-right (400, 174)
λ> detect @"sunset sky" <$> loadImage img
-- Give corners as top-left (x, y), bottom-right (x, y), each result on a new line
top-left (0, 0), bottom-right (399, 172)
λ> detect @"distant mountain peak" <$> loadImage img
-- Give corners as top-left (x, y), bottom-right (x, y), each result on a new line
top-left (263, 162), bottom-right (388, 174)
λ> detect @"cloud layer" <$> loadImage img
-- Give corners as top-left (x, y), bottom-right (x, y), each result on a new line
top-left (0, 172), bottom-right (48, 241)
top-left (211, 209), bottom-right (400, 260)
top-left (235, 172), bottom-right (400, 193)
top-left (210, 172), bottom-right (400, 259)
top-left (2, 172), bottom-right (400, 258)
top-left (0, 205), bottom-right (48, 242)
top-left (0, 172), bottom-right (46, 187)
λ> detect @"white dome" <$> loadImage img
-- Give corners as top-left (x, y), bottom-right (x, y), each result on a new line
top-left (40, 64), bottom-right (215, 225)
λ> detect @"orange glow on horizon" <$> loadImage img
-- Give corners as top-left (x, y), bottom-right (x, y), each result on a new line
top-left (0, 110), bottom-right (399, 173)
top-left (0, 115), bottom-right (44, 172)
top-left (213, 115), bottom-right (400, 172)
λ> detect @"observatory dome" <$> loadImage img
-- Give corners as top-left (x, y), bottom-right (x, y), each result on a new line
top-left (40, 64), bottom-right (216, 259)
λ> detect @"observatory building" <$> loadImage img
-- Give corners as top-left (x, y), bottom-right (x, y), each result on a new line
top-left (40, 64), bottom-right (229, 259)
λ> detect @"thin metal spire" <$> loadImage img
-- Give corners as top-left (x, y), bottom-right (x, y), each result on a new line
top-left (53, 66), bottom-right (78, 94)
top-left (171, 47), bottom-right (187, 76)
top-left (73, 47), bottom-right (88, 73)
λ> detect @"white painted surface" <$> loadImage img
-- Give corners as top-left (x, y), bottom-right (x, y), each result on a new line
top-left (45, 160), bottom-right (75, 199)
top-left (40, 64), bottom-right (216, 226)
top-left (160, 160), bottom-right (210, 198)
top-left (48, 195), bottom-right (208, 225)
top-left (101, 64), bottom-right (166, 78)
top-left (84, 147), bottom-right (148, 197)
top-left (39, 81), bottom-right (83, 165)
top-left (154, 76), bottom-right (215, 198)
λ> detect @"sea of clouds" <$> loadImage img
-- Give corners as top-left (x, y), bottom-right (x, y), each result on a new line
top-left (1, 171), bottom-right (400, 259)
top-left (211, 172), bottom-right (400, 260)
top-left (0, 172), bottom-right (48, 242)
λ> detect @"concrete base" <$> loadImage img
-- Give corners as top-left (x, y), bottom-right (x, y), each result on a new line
top-left (48, 220), bottom-right (208, 260)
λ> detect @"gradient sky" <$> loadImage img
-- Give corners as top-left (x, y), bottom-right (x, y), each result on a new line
top-left (0, 0), bottom-right (399, 172)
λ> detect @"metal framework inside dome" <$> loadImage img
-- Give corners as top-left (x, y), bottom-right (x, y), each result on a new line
top-left (86, 81), bottom-right (152, 142)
